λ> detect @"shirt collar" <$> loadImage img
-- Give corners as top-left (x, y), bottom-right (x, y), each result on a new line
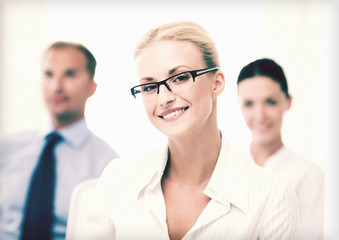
top-left (136, 132), bottom-right (249, 214)
top-left (265, 145), bottom-right (286, 163)
top-left (38, 118), bottom-right (91, 148)
top-left (205, 134), bottom-right (249, 214)
top-left (136, 145), bottom-right (169, 195)
top-left (247, 145), bottom-right (286, 168)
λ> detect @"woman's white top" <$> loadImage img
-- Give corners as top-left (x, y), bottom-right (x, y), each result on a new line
top-left (66, 136), bottom-right (298, 240)
top-left (247, 146), bottom-right (325, 240)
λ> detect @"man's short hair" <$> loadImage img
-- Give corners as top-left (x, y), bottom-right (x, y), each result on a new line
top-left (45, 41), bottom-right (97, 80)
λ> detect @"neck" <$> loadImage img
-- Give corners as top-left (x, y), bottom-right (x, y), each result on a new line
top-left (250, 138), bottom-right (283, 166)
top-left (164, 125), bottom-right (221, 185)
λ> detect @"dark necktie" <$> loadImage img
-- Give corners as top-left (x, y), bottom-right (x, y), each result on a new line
top-left (21, 132), bottom-right (62, 240)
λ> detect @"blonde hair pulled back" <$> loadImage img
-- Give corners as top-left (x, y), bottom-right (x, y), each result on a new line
top-left (134, 21), bottom-right (220, 68)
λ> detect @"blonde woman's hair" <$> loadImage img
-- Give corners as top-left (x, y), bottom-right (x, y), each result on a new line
top-left (134, 21), bottom-right (220, 68)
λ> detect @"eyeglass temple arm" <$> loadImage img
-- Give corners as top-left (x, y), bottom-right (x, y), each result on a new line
top-left (131, 88), bottom-right (139, 98)
top-left (195, 67), bottom-right (219, 76)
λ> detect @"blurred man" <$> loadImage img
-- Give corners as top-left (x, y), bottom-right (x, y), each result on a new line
top-left (0, 41), bottom-right (119, 240)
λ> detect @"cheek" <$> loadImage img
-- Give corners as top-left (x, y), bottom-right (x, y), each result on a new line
top-left (270, 107), bottom-right (285, 123)
top-left (68, 81), bottom-right (91, 96)
top-left (190, 92), bottom-right (212, 119)
top-left (41, 82), bottom-right (50, 98)
top-left (192, 83), bottom-right (213, 106)
top-left (142, 99), bottom-right (155, 118)
top-left (241, 108), bottom-right (253, 124)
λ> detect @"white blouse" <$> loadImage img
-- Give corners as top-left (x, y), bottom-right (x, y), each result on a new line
top-left (248, 146), bottom-right (325, 240)
top-left (66, 136), bottom-right (298, 240)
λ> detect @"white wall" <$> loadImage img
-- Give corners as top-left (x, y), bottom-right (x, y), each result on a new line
top-left (1, 0), bottom-right (48, 135)
top-left (1, 0), bottom-right (338, 238)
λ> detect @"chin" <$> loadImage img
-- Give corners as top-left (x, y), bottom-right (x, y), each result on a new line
top-left (158, 129), bottom-right (181, 139)
top-left (253, 133), bottom-right (275, 145)
top-left (156, 125), bottom-right (188, 140)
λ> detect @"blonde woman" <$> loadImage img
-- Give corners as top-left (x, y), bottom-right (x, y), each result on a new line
top-left (66, 22), bottom-right (298, 240)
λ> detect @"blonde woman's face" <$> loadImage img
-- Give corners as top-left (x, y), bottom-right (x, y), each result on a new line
top-left (135, 40), bottom-right (220, 139)
top-left (238, 76), bottom-right (291, 145)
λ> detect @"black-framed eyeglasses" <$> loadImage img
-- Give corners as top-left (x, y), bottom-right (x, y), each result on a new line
top-left (130, 66), bottom-right (219, 98)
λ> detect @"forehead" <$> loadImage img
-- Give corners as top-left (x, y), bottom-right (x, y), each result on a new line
top-left (135, 40), bottom-right (203, 78)
top-left (238, 76), bottom-right (283, 98)
top-left (43, 47), bottom-right (87, 70)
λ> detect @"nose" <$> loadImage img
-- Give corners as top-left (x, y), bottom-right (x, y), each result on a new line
top-left (157, 81), bottom-right (172, 94)
top-left (49, 77), bottom-right (63, 93)
top-left (255, 105), bottom-right (267, 122)
top-left (158, 83), bottom-right (175, 106)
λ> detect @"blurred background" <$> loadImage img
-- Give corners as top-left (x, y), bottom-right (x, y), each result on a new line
top-left (1, 0), bottom-right (338, 238)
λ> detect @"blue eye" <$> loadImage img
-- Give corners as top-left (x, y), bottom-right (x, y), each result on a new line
top-left (244, 101), bottom-right (253, 107)
top-left (172, 73), bottom-right (191, 83)
top-left (266, 99), bottom-right (277, 105)
top-left (45, 71), bottom-right (52, 78)
top-left (141, 84), bottom-right (157, 93)
top-left (66, 70), bottom-right (75, 78)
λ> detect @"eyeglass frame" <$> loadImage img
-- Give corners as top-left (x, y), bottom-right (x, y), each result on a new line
top-left (130, 66), bottom-right (219, 98)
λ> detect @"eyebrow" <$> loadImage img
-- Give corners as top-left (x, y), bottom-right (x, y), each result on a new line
top-left (169, 65), bottom-right (191, 75)
top-left (43, 67), bottom-right (79, 72)
top-left (65, 67), bottom-right (80, 72)
top-left (140, 77), bottom-right (154, 82)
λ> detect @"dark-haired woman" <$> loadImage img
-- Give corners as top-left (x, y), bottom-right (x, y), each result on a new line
top-left (237, 58), bottom-right (325, 240)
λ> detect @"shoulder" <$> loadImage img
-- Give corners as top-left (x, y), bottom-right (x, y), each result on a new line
top-left (0, 129), bottom-right (40, 158)
top-left (285, 148), bottom-right (322, 168)
top-left (283, 148), bottom-right (324, 181)
top-left (100, 147), bottom-right (165, 184)
top-left (0, 129), bottom-right (40, 145)
top-left (67, 178), bottom-right (116, 239)
top-left (85, 132), bottom-right (120, 158)
top-left (96, 147), bottom-right (166, 205)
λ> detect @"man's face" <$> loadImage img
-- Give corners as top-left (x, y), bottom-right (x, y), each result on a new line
top-left (41, 47), bottom-right (96, 126)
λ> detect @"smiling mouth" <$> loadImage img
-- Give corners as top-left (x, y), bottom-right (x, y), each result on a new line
top-left (253, 124), bottom-right (271, 132)
top-left (160, 107), bottom-right (189, 119)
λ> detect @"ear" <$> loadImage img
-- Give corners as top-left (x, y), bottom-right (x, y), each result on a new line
top-left (212, 70), bottom-right (225, 101)
top-left (88, 81), bottom-right (97, 98)
top-left (285, 95), bottom-right (292, 111)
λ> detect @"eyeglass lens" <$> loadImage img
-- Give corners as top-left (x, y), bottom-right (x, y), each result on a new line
top-left (134, 71), bottom-right (194, 97)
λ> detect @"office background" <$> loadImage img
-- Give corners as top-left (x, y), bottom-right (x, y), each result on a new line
top-left (1, 0), bottom-right (338, 238)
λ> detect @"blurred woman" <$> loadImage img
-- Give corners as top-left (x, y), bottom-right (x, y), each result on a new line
top-left (237, 58), bottom-right (324, 240)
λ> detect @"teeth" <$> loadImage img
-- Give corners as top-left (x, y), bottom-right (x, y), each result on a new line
top-left (163, 109), bottom-right (186, 119)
